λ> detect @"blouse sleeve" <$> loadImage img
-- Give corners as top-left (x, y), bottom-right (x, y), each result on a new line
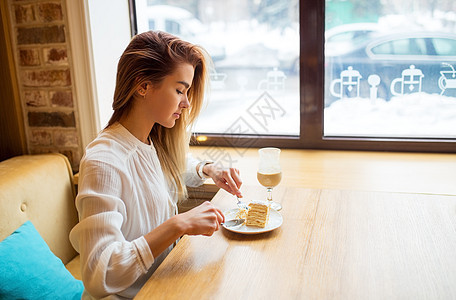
top-left (184, 153), bottom-right (206, 187)
top-left (69, 159), bottom-right (154, 298)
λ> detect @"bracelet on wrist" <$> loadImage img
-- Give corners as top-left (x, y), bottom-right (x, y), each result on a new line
top-left (197, 160), bottom-right (214, 179)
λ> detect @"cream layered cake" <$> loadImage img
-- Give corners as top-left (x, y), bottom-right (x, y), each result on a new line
top-left (246, 200), bottom-right (270, 228)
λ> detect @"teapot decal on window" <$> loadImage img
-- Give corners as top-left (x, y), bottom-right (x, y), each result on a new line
top-left (330, 66), bottom-right (362, 99)
top-left (257, 67), bottom-right (287, 91)
top-left (390, 65), bottom-right (424, 97)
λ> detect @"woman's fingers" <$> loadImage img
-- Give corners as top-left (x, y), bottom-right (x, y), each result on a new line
top-left (214, 168), bottom-right (243, 198)
top-left (231, 168), bottom-right (243, 189)
top-left (182, 202), bottom-right (225, 236)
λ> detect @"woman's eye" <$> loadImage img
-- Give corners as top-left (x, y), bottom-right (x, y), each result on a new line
top-left (176, 89), bottom-right (183, 95)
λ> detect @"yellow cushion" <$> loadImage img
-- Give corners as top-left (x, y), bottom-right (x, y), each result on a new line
top-left (65, 255), bottom-right (82, 280)
top-left (0, 154), bottom-right (78, 265)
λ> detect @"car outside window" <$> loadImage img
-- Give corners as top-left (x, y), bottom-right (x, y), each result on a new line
top-left (433, 38), bottom-right (456, 56)
top-left (371, 41), bottom-right (392, 55)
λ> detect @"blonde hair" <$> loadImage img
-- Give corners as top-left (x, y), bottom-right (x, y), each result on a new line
top-left (108, 31), bottom-right (210, 200)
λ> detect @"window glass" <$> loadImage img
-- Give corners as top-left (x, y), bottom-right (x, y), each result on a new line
top-left (148, 19), bottom-right (155, 30)
top-left (328, 32), bottom-right (354, 43)
top-left (371, 41), bottom-right (392, 55)
top-left (164, 20), bottom-right (180, 35)
top-left (433, 38), bottom-right (456, 56)
top-left (134, 0), bottom-right (300, 136)
top-left (391, 39), bottom-right (410, 55)
top-left (413, 38), bottom-right (426, 55)
top-left (324, 0), bottom-right (456, 139)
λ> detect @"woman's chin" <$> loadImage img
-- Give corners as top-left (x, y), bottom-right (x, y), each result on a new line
top-left (159, 120), bottom-right (176, 128)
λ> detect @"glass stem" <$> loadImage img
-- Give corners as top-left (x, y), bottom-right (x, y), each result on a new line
top-left (267, 188), bottom-right (273, 202)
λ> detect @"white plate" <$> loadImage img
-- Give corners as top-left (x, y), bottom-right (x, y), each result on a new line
top-left (222, 208), bottom-right (283, 234)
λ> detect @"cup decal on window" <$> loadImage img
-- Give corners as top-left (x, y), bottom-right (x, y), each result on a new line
top-left (210, 71), bottom-right (228, 90)
top-left (439, 62), bottom-right (456, 95)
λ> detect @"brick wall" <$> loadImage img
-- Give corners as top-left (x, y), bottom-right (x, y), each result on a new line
top-left (7, 0), bottom-right (81, 171)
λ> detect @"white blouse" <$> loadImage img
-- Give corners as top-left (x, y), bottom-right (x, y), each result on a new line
top-left (69, 123), bottom-right (204, 299)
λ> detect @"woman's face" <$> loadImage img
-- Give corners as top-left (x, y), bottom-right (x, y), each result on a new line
top-left (144, 63), bottom-right (194, 128)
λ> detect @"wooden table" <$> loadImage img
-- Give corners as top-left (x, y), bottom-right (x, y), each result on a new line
top-left (135, 185), bottom-right (456, 299)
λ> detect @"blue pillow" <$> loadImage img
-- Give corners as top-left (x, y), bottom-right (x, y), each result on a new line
top-left (0, 221), bottom-right (83, 300)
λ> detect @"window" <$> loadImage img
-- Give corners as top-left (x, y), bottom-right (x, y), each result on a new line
top-left (135, 0), bottom-right (300, 142)
top-left (372, 38), bottom-right (427, 56)
top-left (148, 20), bottom-right (155, 30)
top-left (371, 41), bottom-right (392, 55)
top-left (433, 38), bottom-right (456, 56)
top-left (324, 0), bottom-right (456, 147)
top-left (164, 20), bottom-right (180, 35)
top-left (129, 0), bottom-right (456, 152)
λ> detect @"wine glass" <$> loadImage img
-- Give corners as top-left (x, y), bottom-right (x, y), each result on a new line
top-left (257, 147), bottom-right (282, 211)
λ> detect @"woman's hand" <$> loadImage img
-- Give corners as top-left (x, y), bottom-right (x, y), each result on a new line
top-left (204, 164), bottom-right (243, 198)
top-left (178, 201), bottom-right (225, 236)
top-left (144, 202), bottom-right (224, 258)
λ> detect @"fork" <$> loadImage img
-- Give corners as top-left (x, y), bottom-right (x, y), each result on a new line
top-left (236, 196), bottom-right (248, 210)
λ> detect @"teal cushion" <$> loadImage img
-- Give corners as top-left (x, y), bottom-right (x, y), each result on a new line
top-left (0, 221), bottom-right (83, 300)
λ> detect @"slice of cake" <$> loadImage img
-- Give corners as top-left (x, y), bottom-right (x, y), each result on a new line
top-left (246, 200), bottom-right (270, 228)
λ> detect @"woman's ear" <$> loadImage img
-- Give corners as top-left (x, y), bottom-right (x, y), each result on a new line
top-left (137, 82), bottom-right (148, 98)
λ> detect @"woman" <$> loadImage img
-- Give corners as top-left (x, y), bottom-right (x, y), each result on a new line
top-left (70, 31), bottom-right (243, 299)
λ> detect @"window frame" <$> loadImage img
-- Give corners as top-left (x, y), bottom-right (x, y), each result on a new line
top-left (130, 0), bottom-right (456, 153)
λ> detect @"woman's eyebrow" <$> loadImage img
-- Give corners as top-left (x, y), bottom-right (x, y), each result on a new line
top-left (177, 81), bottom-right (190, 88)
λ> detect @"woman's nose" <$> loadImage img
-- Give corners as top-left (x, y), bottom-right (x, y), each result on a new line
top-left (180, 96), bottom-right (190, 109)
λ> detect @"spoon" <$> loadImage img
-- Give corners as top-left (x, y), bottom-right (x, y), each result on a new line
top-left (222, 218), bottom-right (245, 227)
